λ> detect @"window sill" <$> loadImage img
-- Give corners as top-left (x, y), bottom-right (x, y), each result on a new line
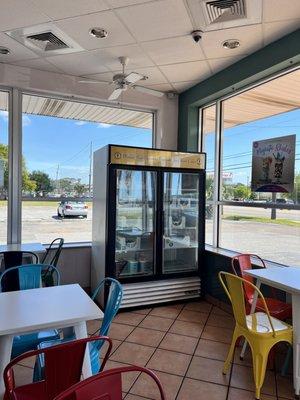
top-left (205, 244), bottom-right (291, 269)
top-left (43, 241), bottom-right (92, 249)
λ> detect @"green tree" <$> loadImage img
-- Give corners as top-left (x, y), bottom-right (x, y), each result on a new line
top-left (29, 170), bottom-right (53, 196)
top-left (206, 176), bottom-right (213, 201)
top-left (74, 182), bottom-right (86, 196)
top-left (0, 144), bottom-right (36, 193)
top-left (233, 184), bottom-right (250, 200)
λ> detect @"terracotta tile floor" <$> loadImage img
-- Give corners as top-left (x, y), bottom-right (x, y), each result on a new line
top-left (14, 300), bottom-right (293, 399)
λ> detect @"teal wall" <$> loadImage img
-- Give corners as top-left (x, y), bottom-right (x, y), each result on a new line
top-left (178, 29), bottom-right (300, 152)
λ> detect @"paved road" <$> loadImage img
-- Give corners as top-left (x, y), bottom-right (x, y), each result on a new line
top-left (0, 204), bottom-right (298, 266)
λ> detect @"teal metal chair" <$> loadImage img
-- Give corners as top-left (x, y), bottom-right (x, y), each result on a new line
top-left (0, 264), bottom-right (61, 358)
top-left (35, 277), bottom-right (123, 378)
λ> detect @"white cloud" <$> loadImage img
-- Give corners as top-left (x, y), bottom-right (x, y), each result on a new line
top-left (75, 120), bottom-right (87, 126)
top-left (97, 123), bottom-right (112, 129)
top-left (0, 111), bottom-right (31, 127)
top-left (22, 115), bottom-right (31, 127)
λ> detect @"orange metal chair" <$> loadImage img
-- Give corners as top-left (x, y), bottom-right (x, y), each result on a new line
top-left (231, 254), bottom-right (292, 321)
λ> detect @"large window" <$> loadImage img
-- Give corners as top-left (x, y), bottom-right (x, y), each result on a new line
top-left (0, 91), bottom-right (9, 244)
top-left (21, 94), bottom-right (153, 244)
top-left (201, 68), bottom-right (300, 266)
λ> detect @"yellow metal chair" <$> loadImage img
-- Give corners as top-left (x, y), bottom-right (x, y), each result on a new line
top-left (218, 272), bottom-right (292, 400)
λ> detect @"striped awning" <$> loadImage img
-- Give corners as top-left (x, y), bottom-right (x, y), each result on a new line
top-left (0, 93), bottom-right (152, 129)
top-left (203, 69), bottom-right (300, 134)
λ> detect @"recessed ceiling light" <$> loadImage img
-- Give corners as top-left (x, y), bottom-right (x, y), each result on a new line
top-left (89, 27), bottom-right (108, 39)
top-left (0, 47), bottom-right (10, 55)
top-left (222, 39), bottom-right (240, 50)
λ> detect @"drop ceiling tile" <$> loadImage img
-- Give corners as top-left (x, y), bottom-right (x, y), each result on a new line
top-left (172, 81), bottom-right (199, 93)
top-left (0, 0), bottom-right (50, 31)
top-left (263, 20), bottom-right (300, 46)
top-left (107, 0), bottom-right (155, 7)
top-left (45, 51), bottom-right (109, 75)
top-left (12, 58), bottom-right (63, 73)
top-left (201, 24), bottom-right (263, 59)
top-left (31, 0), bottom-right (109, 20)
top-left (142, 83), bottom-right (173, 92)
top-left (141, 36), bottom-right (205, 66)
top-left (55, 10), bottom-right (135, 51)
top-left (208, 55), bottom-right (248, 74)
top-left (90, 44), bottom-right (154, 70)
top-left (263, 0), bottom-right (300, 22)
top-left (82, 71), bottom-right (115, 82)
top-left (115, 0), bottom-right (193, 42)
top-left (0, 32), bottom-right (38, 62)
top-left (160, 60), bottom-right (211, 83)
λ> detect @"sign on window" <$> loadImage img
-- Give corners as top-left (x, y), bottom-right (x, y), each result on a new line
top-left (251, 134), bottom-right (296, 193)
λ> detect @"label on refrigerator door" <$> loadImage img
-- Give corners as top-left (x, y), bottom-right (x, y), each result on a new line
top-left (110, 146), bottom-right (205, 170)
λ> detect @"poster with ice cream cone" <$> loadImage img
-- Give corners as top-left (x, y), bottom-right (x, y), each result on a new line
top-left (251, 134), bottom-right (296, 193)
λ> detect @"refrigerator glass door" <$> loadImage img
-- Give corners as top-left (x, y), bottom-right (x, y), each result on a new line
top-left (163, 172), bottom-right (199, 274)
top-left (115, 169), bottom-right (156, 278)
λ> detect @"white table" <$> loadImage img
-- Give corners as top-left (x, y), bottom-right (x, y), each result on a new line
top-left (0, 284), bottom-right (103, 398)
top-left (0, 242), bottom-right (45, 254)
top-left (244, 266), bottom-right (300, 395)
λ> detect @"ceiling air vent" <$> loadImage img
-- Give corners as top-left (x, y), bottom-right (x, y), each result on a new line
top-left (5, 23), bottom-right (83, 56)
top-left (204, 0), bottom-right (246, 24)
top-left (26, 32), bottom-right (69, 52)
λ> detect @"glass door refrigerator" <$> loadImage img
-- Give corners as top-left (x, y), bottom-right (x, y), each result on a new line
top-left (92, 145), bottom-right (206, 308)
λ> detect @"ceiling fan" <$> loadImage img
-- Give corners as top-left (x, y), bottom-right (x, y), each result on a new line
top-left (79, 56), bottom-right (164, 101)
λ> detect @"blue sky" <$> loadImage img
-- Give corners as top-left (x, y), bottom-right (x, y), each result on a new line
top-left (0, 108), bottom-right (299, 186)
top-left (0, 110), bottom-right (152, 183)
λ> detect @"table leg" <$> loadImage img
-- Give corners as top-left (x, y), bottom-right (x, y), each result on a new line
top-left (0, 334), bottom-right (13, 399)
top-left (240, 279), bottom-right (261, 360)
top-left (292, 294), bottom-right (300, 396)
top-left (73, 321), bottom-right (92, 379)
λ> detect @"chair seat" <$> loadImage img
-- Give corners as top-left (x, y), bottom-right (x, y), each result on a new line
top-left (12, 330), bottom-right (60, 359)
top-left (248, 297), bottom-right (292, 320)
top-left (246, 312), bottom-right (292, 334)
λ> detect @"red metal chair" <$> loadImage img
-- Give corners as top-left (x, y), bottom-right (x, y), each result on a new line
top-left (53, 366), bottom-right (166, 400)
top-left (231, 254), bottom-right (292, 320)
top-left (3, 336), bottom-right (112, 400)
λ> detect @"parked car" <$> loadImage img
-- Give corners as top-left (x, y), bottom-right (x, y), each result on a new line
top-left (57, 201), bottom-right (88, 218)
top-left (276, 198), bottom-right (294, 209)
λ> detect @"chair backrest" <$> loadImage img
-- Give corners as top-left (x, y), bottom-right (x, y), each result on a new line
top-left (0, 251), bottom-right (39, 292)
top-left (41, 238), bottom-right (64, 267)
top-left (53, 366), bottom-right (166, 400)
top-left (92, 278), bottom-right (123, 344)
top-left (231, 254), bottom-right (266, 302)
top-left (218, 271), bottom-right (275, 335)
top-left (0, 251), bottom-right (39, 269)
top-left (4, 336), bottom-right (112, 400)
top-left (0, 264), bottom-right (60, 292)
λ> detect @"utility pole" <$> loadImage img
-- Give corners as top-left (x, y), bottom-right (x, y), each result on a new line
top-left (88, 141), bottom-right (93, 197)
top-left (56, 164), bottom-right (60, 194)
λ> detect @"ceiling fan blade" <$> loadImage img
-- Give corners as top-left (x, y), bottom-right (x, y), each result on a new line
top-left (125, 72), bottom-right (145, 84)
top-left (133, 85), bottom-right (165, 97)
top-left (78, 79), bottom-right (110, 84)
top-left (108, 87), bottom-right (124, 101)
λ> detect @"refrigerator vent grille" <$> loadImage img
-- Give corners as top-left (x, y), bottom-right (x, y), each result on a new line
top-left (120, 277), bottom-right (201, 308)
